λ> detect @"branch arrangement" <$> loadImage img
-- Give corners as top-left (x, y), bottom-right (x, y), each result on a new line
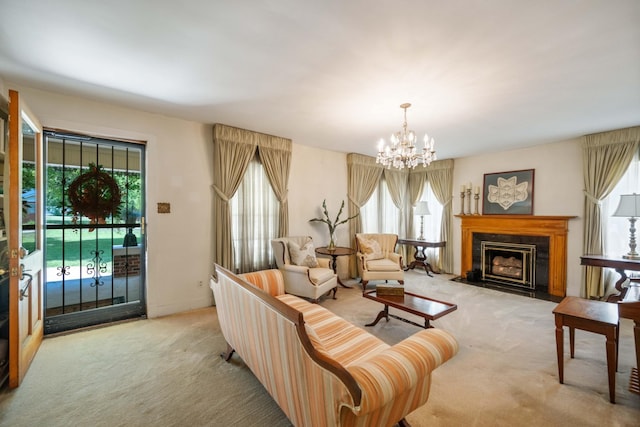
top-left (309, 199), bottom-right (358, 234)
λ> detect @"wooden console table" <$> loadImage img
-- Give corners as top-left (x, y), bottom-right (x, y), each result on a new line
top-left (580, 255), bottom-right (640, 302)
top-left (397, 239), bottom-right (445, 277)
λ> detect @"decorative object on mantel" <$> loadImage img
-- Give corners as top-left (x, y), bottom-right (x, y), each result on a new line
top-left (415, 201), bottom-right (430, 240)
top-left (473, 185), bottom-right (480, 215)
top-left (309, 199), bottom-right (358, 251)
top-left (613, 193), bottom-right (640, 260)
top-left (68, 163), bottom-right (122, 231)
top-left (482, 169), bottom-right (534, 215)
top-left (459, 183), bottom-right (480, 215)
top-left (375, 103), bottom-right (436, 169)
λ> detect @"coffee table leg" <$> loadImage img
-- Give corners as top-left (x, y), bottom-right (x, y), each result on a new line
top-left (366, 305), bottom-right (389, 327)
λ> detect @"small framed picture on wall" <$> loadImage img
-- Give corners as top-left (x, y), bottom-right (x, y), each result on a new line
top-left (482, 169), bottom-right (534, 215)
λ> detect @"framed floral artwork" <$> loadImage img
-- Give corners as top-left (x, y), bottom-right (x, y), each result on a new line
top-left (482, 169), bottom-right (534, 215)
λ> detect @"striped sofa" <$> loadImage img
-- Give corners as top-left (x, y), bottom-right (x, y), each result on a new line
top-left (211, 264), bottom-right (458, 427)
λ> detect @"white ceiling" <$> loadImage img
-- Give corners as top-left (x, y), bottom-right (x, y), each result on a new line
top-left (1, 0), bottom-right (639, 159)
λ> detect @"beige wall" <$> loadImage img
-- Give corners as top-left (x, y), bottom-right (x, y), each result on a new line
top-left (3, 81), bottom-right (589, 316)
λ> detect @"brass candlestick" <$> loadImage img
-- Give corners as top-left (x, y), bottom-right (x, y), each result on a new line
top-left (466, 188), bottom-right (472, 215)
top-left (473, 193), bottom-right (480, 215)
top-left (459, 191), bottom-right (466, 215)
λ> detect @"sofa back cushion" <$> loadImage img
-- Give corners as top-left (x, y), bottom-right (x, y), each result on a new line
top-left (239, 269), bottom-right (286, 297)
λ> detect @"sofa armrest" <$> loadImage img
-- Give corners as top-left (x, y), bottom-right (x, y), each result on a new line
top-left (347, 328), bottom-right (458, 413)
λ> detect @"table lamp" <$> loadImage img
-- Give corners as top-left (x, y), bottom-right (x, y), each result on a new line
top-left (613, 193), bottom-right (640, 259)
top-left (415, 201), bottom-right (430, 240)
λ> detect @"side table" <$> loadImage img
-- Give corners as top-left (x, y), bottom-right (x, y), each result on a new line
top-left (553, 296), bottom-right (619, 403)
top-left (315, 246), bottom-right (355, 288)
top-left (397, 239), bottom-right (445, 277)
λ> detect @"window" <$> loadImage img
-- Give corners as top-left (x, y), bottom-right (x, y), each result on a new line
top-left (415, 182), bottom-right (443, 241)
top-left (230, 153), bottom-right (278, 273)
top-left (604, 150), bottom-right (640, 261)
top-left (415, 182), bottom-right (443, 264)
top-left (361, 177), bottom-right (401, 234)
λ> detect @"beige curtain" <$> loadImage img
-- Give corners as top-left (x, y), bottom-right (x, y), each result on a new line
top-left (582, 126), bottom-right (640, 298)
top-left (212, 124), bottom-right (257, 269)
top-left (258, 135), bottom-right (292, 237)
top-left (426, 159), bottom-right (454, 273)
top-left (347, 153), bottom-right (384, 276)
top-left (384, 168), bottom-right (409, 237)
top-left (212, 124), bottom-right (292, 270)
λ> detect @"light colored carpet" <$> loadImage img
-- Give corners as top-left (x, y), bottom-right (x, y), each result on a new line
top-left (0, 270), bottom-right (639, 426)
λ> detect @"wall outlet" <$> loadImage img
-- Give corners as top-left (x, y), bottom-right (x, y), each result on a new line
top-left (198, 280), bottom-right (204, 288)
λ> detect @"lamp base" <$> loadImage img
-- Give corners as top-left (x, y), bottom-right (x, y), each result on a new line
top-left (622, 253), bottom-right (640, 260)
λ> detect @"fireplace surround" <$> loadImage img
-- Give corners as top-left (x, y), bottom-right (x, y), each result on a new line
top-left (457, 215), bottom-right (576, 297)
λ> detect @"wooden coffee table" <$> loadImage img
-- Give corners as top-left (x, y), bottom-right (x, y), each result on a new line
top-left (363, 290), bottom-right (457, 329)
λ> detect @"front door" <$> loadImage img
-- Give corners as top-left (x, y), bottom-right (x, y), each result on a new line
top-left (8, 89), bottom-right (44, 388)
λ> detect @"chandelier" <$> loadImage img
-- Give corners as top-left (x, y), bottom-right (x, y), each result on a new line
top-left (376, 103), bottom-right (436, 169)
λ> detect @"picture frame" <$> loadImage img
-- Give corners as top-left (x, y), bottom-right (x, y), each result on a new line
top-left (482, 169), bottom-right (534, 215)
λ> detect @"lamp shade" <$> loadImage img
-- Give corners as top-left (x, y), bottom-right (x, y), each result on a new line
top-left (415, 201), bottom-right (430, 216)
top-left (613, 193), bottom-right (640, 217)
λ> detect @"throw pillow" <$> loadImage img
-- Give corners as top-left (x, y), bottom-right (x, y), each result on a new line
top-left (289, 240), bottom-right (319, 268)
top-left (359, 237), bottom-right (384, 260)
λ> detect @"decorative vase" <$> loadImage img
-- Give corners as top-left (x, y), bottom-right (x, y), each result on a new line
top-left (328, 231), bottom-right (337, 251)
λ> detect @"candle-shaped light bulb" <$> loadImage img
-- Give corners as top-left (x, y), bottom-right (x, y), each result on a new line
top-left (378, 139), bottom-right (384, 152)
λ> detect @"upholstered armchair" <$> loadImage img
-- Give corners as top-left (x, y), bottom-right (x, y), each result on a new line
top-left (271, 236), bottom-right (338, 302)
top-left (355, 233), bottom-right (404, 292)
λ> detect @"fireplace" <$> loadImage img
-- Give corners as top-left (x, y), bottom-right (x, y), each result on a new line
top-left (481, 241), bottom-right (536, 289)
top-left (458, 215), bottom-right (576, 297)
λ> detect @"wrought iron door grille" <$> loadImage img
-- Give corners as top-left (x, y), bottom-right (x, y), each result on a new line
top-left (42, 131), bottom-right (145, 332)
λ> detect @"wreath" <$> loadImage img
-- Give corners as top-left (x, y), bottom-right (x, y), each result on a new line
top-left (68, 163), bottom-right (122, 230)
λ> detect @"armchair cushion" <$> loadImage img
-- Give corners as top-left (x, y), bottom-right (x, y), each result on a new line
top-left (366, 258), bottom-right (403, 272)
top-left (288, 240), bottom-right (319, 267)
